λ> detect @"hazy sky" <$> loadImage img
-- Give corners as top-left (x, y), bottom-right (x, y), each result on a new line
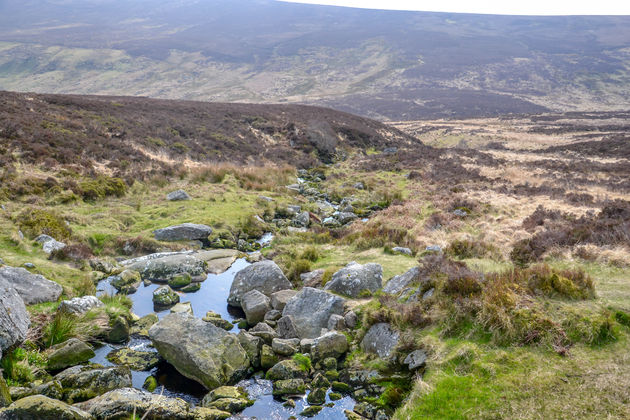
top-left (279, 0), bottom-right (630, 15)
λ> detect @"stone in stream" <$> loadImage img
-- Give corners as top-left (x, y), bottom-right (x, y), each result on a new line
top-left (324, 262), bottom-right (383, 298)
top-left (282, 287), bottom-right (345, 339)
top-left (170, 301), bottom-right (194, 315)
top-left (106, 348), bottom-right (162, 371)
top-left (260, 344), bottom-right (278, 370)
top-left (46, 338), bottom-right (95, 371)
top-left (168, 272), bottom-right (192, 289)
top-left (0, 278), bottom-right (30, 360)
top-left (195, 249), bottom-right (240, 274)
top-left (130, 313), bottom-right (158, 337)
top-left (266, 359), bottom-right (308, 381)
top-left (107, 316), bottom-right (130, 344)
top-left (203, 311), bottom-right (234, 331)
top-left (153, 223), bottom-right (213, 241)
top-left (310, 331), bottom-right (348, 361)
top-left (307, 387), bottom-right (327, 405)
top-left (122, 252), bottom-right (206, 282)
top-left (0, 266), bottom-right (63, 304)
top-left (0, 395), bottom-right (92, 420)
top-left (152, 285), bottom-right (180, 308)
top-left (54, 365), bottom-right (132, 403)
top-left (383, 266), bottom-right (420, 295)
top-left (228, 260), bottom-right (291, 307)
top-left (201, 386), bottom-right (253, 414)
top-left (241, 290), bottom-right (271, 325)
top-left (148, 313), bottom-right (250, 390)
top-left (166, 189), bottom-right (191, 201)
top-left (58, 296), bottom-right (104, 315)
top-left (361, 323), bottom-right (400, 359)
top-left (109, 269), bottom-right (142, 294)
top-left (272, 379), bottom-right (306, 397)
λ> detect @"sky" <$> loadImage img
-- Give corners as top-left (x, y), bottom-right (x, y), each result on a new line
top-left (278, 0), bottom-right (630, 15)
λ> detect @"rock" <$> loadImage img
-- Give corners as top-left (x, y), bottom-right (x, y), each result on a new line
top-left (143, 376), bottom-right (158, 392)
top-left (109, 269), bottom-right (143, 294)
top-left (168, 272), bottom-right (192, 289)
top-left (153, 223), bottom-right (213, 242)
top-left (194, 406), bottom-right (232, 420)
top-left (106, 348), bottom-right (162, 371)
top-left (300, 338), bottom-right (314, 353)
top-left (336, 212), bottom-right (358, 225)
top-left (331, 381), bottom-right (352, 394)
top-left (300, 269), bottom-right (324, 288)
top-left (276, 316), bottom-right (298, 339)
top-left (202, 385), bottom-right (252, 413)
top-left (203, 312), bottom-right (234, 331)
top-left (195, 249), bottom-right (239, 274)
top-left (0, 376), bottom-right (10, 408)
top-left (264, 309), bottom-right (282, 322)
top-left (315, 200), bottom-right (335, 217)
top-left (47, 338), bottom-right (95, 371)
top-left (0, 278), bottom-right (30, 359)
top-left (249, 322), bottom-right (278, 344)
top-left (152, 285), bottom-right (180, 308)
top-left (329, 392), bottom-right (342, 401)
top-left (89, 259), bottom-right (116, 274)
top-left (34, 234), bottom-right (67, 255)
top-left (237, 331), bottom-right (262, 368)
top-left (181, 282), bottom-right (201, 293)
top-left (403, 349), bottom-right (427, 371)
top-left (228, 261), bottom-right (291, 308)
top-left (271, 338), bottom-right (299, 356)
top-left (383, 266), bottom-right (419, 295)
top-left (130, 313), bottom-right (158, 337)
top-left (107, 316), bottom-right (130, 344)
top-left (311, 331), bottom-right (348, 361)
top-left (287, 205), bottom-right (301, 215)
top-left (0, 395), bottom-right (92, 420)
top-left (22, 263), bottom-right (34, 269)
top-left (353, 181), bottom-right (365, 190)
top-left (307, 387), bottom-right (327, 405)
top-left (293, 211), bottom-right (310, 228)
top-left (166, 189), bottom-right (191, 201)
top-left (74, 387), bottom-right (192, 420)
top-left (148, 313), bottom-right (250, 390)
top-left (392, 247), bottom-right (412, 256)
top-left (9, 387), bottom-right (34, 401)
top-left (266, 359), bottom-right (307, 381)
top-left (270, 289), bottom-right (297, 311)
top-left (322, 217), bottom-right (341, 228)
top-left (425, 245), bottom-right (442, 253)
top-left (123, 252), bottom-right (206, 282)
top-left (241, 290), bottom-right (271, 325)
top-left (324, 262), bottom-right (382, 298)
top-left (54, 365), bottom-right (132, 403)
top-left (170, 302), bottom-right (194, 315)
top-left (344, 409), bottom-right (367, 420)
top-left (282, 287), bottom-right (345, 339)
top-left (272, 379), bottom-right (306, 397)
top-left (344, 311), bottom-right (358, 329)
top-left (361, 323), bottom-right (400, 359)
top-left (260, 344), bottom-right (278, 370)
top-left (258, 196), bottom-right (273, 202)
top-left (58, 296), bottom-right (104, 315)
top-left (311, 372), bottom-right (330, 389)
top-left (327, 314), bottom-right (346, 331)
top-left (0, 266), bottom-right (63, 304)
top-left (423, 288), bottom-right (435, 300)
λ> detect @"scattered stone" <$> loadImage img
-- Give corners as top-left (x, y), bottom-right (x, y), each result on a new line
top-left (202, 386), bottom-right (253, 414)
top-left (152, 285), bottom-right (180, 308)
top-left (107, 315), bottom-right (130, 343)
top-left (392, 246), bottom-right (412, 256)
top-left (453, 209), bottom-right (468, 217)
top-left (344, 311), bottom-right (358, 329)
top-left (258, 196), bottom-right (273, 202)
top-left (311, 331), bottom-right (348, 361)
top-left (327, 314), bottom-right (346, 331)
top-left (353, 181), bottom-right (365, 190)
top-left (264, 309), bottom-right (282, 322)
top-left (0, 395), bottom-right (92, 420)
top-left (228, 261), bottom-right (291, 307)
top-left (249, 322), bottom-right (278, 344)
top-left (153, 223), bottom-right (213, 242)
top-left (270, 289), bottom-right (298, 311)
top-left (105, 347), bottom-right (162, 371)
top-left (241, 290), bottom-right (271, 325)
top-left (130, 313), bottom-right (158, 337)
top-left (261, 344), bottom-right (279, 370)
top-left (322, 217), bottom-right (341, 228)
top-left (324, 262), bottom-right (382, 298)
top-left (383, 266), bottom-right (420, 295)
top-left (0, 266), bottom-right (63, 304)
top-left (170, 301), bottom-right (194, 315)
top-left (22, 263), bottom-right (34, 269)
top-left (194, 407), bottom-right (232, 420)
top-left (293, 211), bottom-right (310, 227)
top-left (336, 212), bottom-right (358, 225)
top-left (425, 245), bottom-right (442, 253)
top-left (301, 405), bottom-right (323, 417)
top-left (181, 282), bottom-right (201, 293)
top-left (109, 269), bottom-right (142, 294)
top-left (0, 278), bottom-right (30, 359)
top-left (300, 338), bottom-right (314, 353)
top-left (307, 387), bottom-right (327, 405)
top-left (237, 331), bottom-right (262, 368)
top-left (300, 269), bottom-right (325, 288)
top-left (361, 323), bottom-right (400, 359)
top-left (282, 287), bottom-right (345, 339)
top-left (54, 365), bottom-right (132, 403)
top-left (203, 312), bottom-right (234, 331)
top-left (166, 189), bottom-right (191, 201)
top-left (35, 234), bottom-right (67, 255)
top-left (266, 359), bottom-right (307, 381)
top-left (47, 338), bottom-right (95, 371)
top-left (272, 379), bottom-right (306, 397)
top-left (58, 296), bottom-right (104, 316)
top-left (404, 349), bottom-right (427, 371)
top-left (272, 338), bottom-right (299, 356)
top-left (287, 205), bottom-right (302, 214)
top-left (89, 258), bottom-right (116, 274)
top-left (345, 409), bottom-right (367, 420)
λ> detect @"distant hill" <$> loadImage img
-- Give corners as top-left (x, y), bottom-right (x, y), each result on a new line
top-left (0, 1), bottom-right (628, 120)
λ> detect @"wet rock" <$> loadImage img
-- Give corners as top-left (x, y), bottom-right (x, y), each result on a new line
top-left (327, 314), bottom-right (345, 331)
top-left (272, 338), bottom-right (299, 356)
top-left (170, 302), bottom-right (194, 315)
top-left (266, 359), bottom-right (307, 381)
top-left (361, 323), bottom-right (400, 359)
top-left (392, 246), bottom-right (412, 256)
top-left (148, 313), bottom-right (250, 390)
top-left (249, 322), bottom-right (278, 344)
top-left (0, 266), bottom-right (62, 304)
top-left (130, 313), bottom-right (158, 337)
top-left (270, 289), bottom-right (297, 311)
top-left (331, 381), bottom-right (352, 394)
top-left (260, 344), bottom-right (279, 370)
top-left (277, 316), bottom-right (299, 339)
top-left (307, 387), bottom-right (327, 405)
top-left (47, 338), bottom-right (95, 371)
top-left (324, 262), bottom-right (382, 298)
top-left (152, 285), bottom-right (180, 308)
top-left (109, 269), bottom-right (142, 294)
top-left (168, 272), bottom-right (192, 289)
top-left (228, 261), bottom-right (291, 308)
top-left (301, 405), bottom-right (323, 416)
top-left (0, 278), bottom-right (30, 359)
top-left (403, 349), bottom-right (427, 371)
top-left (282, 287), bottom-right (345, 339)
top-left (202, 386), bottom-right (252, 414)
top-left (272, 379), bottom-right (306, 397)
top-left (344, 311), bottom-right (358, 329)
top-left (237, 331), bottom-right (262, 368)
top-left (107, 316), bottom-right (130, 343)
top-left (106, 348), bottom-right (162, 370)
top-left (311, 331), bottom-right (348, 361)
top-left (194, 406), bottom-right (232, 419)
top-left (300, 269), bottom-right (325, 288)
top-left (153, 223), bottom-right (212, 242)
top-left (181, 282), bottom-right (201, 293)
top-left (123, 252), bottom-right (206, 282)
top-left (55, 365), bottom-right (132, 403)
top-left (166, 189), bottom-right (191, 201)
top-left (203, 312), bottom-right (234, 331)
top-left (58, 296), bottom-right (104, 315)
top-left (0, 395), bottom-right (92, 419)
top-left (241, 290), bottom-right (271, 326)
top-left (383, 266), bottom-right (419, 295)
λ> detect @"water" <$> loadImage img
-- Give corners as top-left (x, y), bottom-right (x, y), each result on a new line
top-left (255, 232), bottom-right (274, 248)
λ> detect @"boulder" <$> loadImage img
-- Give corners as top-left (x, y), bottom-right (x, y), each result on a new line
top-left (327, 314), bottom-right (345, 331)
top-left (344, 310), bottom-right (358, 329)
top-left (153, 223), bottom-right (213, 242)
top-left (168, 273), bottom-right (192, 289)
top-left (0, 278), bottom-right (30, 359)
top-left (106, 348), bottom-right (162, 371)
top-left (276, 316), bottom-right (298, 339)
top-left (109, 270), bottom-right (142, 294)
top-left (324, 262), bottom-right (382, 298)
top-left (54, 365), bottom-right (132, 403)
top-left (248, 322), bottom-right (277, 344)
top-left (260, 344), bottom-right (278, 370)
top-left (310, 331), bottom-right (348, 361)
top-left (58, 296), bottom-right (104, 315)
top-left (152, 285), bottom-right (180, 308)
top-left (300, 269), bottom-right (324, 288)
top-left (89, 259), bottom-right (116, 274)
top-left (307, 387), bottom-right (326, 405)
top-left (361, 323), bottom-right (400, 359)
top-left (271, 338), bottom-right (300, 356)
top-left (282, 287), bottom-right (345, 339)
top-left (123, 252), bottom-right (206, 282)
top-left (335, 212), bottom-right (358, 225)
top-left (148, 313), bottom-right (250, 390)
top-left (392, 247), bottom-right (413, 256)
top-left (74, 387), bottom-right (193, 420)
top-left (266, 359), bottom-right (307, 381)
top-left (237, 331), bottom-right (262, 368)
top-left (315, 200), bottom-right (335, 217)
top-left (203, 312), bottom-right (234, 331)
top-left (228, 261), bottom-right (291, 307)
top-left (270, 289), bottom-right (297, 311)
top-left (264, 309), bottom-right (282, 322)
top-left (383, 266), bottom-right (420, 295)
top-left (0, 266), bottom-right (63, 304)
top-left (47, 338), bottom-right (95, 371)
top-left (195, 249), bottom-right (239, 275)
top-left (166, 189), bottom-right (191, 201)
top-left (201, 386), bottom-right (252, 414)
top-left (322, 217), bottom-right (341, 228)
top-left (130, 313), bottom-right (158, 337)
top-left (293, 211), bottom-right (310, 228)
top-left (272, 379), bottom-right (306, 397)
top-left (403, 349), bottom-right (427, 371)
top-left (0, 395), bottom-right (91, 420)
top-left (241, 290), bottom-right (270, 325)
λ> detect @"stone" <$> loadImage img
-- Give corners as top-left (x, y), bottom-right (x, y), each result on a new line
top-left (22, 263), bottom-right (34, 269)
top-left (344, 311), bottom-right (358, 329)
top-left (89, 259), bottom-right (116, 274)
top-left (241, 290), bottom-right (271, 325)
top-left (258, 196), bottom-right (273, 202)
top-left (228, 261), bottom-right (291, 307)
top-left (0, 278), bottom-right (30, 359)
top-left (322, 217), bottom-right (341, 228)
top-left (331, 381), bottom-right (352, 394)
top-left (58, 296), bottom-right (104, 315)
top-left (248, 322), bottom-right (278, 343)
top-left (0, 395), bottom-right (92, 420)
top-left (282, 287), bottom-right (345, 339)
top-left (0, 266), bottom-right (63, 304)
top-left (152, 285), bottom-right (180, 308)
top-left (311, 331), bottom-right (348, 361)
top-left (315, 200), bottom-right (335, 217)
top-left (353, 182), bottom-right (365, 190)
top-left (130, 313), bottom-right (158, 337)
top-left (47, 338), bottom-right (95, 371)
top-left (270, 289), bottom-right (297, 311)
top-left (109, 269), bottom-right (142, 294)
top-left (166, 189), bottom-right (191, 201)
top-left (300, 338), bottom-right (314, 353)
top-left (301, 405), bottom-right (323, 417)
top-left (107, 316), bottom-right (130, 344)
top-left (237, 331), bottom-right (262, 368)
top-left (34, 234), bottom-right (67, 255)
top-left (307, 387), bottom-right (327, 405)
top-left (181, 282), bottom-right (201, 293)
top-left (123, 252), bottom-right (206, 282)
top-left (54, 365), bottom-right (132, 403)
top-left (272, 379), bottom-right (306, 397)
top-left (344, 409), bottom-right (366, 420)
top-left (311, 372), bottom-right (330, 389)
top-left (425, 245), bottom-right (442, 253)
top-left (361, 323), bottom-right (400, 359)
top-left (423, 288), bottom-right (435, 300)
top-left (203, 312), bottom-right (234, 331)
top-left (276, 315), bottom-right (299, 339)
top-left (293, 211), bottom-right (310, 227)
top-left (148, 313), bottom-right (250, 390)
top-left (392, 246), bottom-right (413, 256)
top-left (106, 348), bottom-right (162, 370)
top-left (272, 338), bottom-right (299, 356)
top-left (300, 269), bottom-right (325, 288)
top-left (403, 349), bottom-right (427, 370)
top-left (260, 344), bottom-right (278, 370)
top-left (266, 359), bottom-right (307, 381)
top-left (170, 302), bottom-right (193, 315)
top-left (287, 205), bottom-right (302, 214)
top-left (74, 387), bottom-right (193, 420)
top-left (143, 376), bottom-right (158, 392)
top-left (336, 212), bottom-right (358, 225)
top-left (329, 392), bottom-right (342, 401)
top-left (327, 314), bottom-right (346, 331)
top-left (202, 386), bottom-right (252, 413)
top-left (168, 272), bottom-right (192, 289)
top-left (194, 406), bottom-right (231, 420)
top-left (153, 223), bottom-right (212, 242)
top-left (324, 262), bottom-right (383, 298)
top-left (383, 266), bottom-right (420, 295)
top-left (264, 309), bottom-right (282, 322)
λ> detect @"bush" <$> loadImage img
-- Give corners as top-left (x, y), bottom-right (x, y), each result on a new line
top-left (17, 207), bottom-right (72, 240)
top-left (77, 176), bottom-right (127, 200)
top-left (446, 239), bottom-right (498, 260)
top-left (43, 312), bottom-right (79, 348)
top-left (299, 246), bottom-right (320, 262)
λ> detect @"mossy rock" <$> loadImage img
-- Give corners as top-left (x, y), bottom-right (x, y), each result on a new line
top-left (110, 269), bottom-right (141, 294)
top-left (107, 316), bottom-right (130, 343)
top-left (0, 395), bottom-right (92, 419)
top-left (265, 360), bottom-right (307, 381)
top-left (306, 388), bottom-right (326, 405)
top-left (261, 344), bottom-right (278, 370)
top-left (47, 338), bottom-right (95, 371)
top-left (325, 370), bottom-right (340, 381)
top-left (168, 273), bottom-right (192, 289)
top-left (331, 381), bottom-right (352, 394)
top-left (106, 348), bottom-right (162, 370)
top-left (329, 392), bottom-right (342, 401)
top-left (152, 285), bottom-right (180, 307)
top-left (205, 397), bottom-right (253, 413)
top-left (193, 406), bottom-right (232, 420)
top-left (300, 405), bottom-right (323, 417)
top-left (182, 282), bottom-right (201, 293)
top-left (272, 379), bottom-right (306, 397)
top-left (202, 311), bottom-right (234, 330)
top-left (130, 313), bottom-right (158, 337)
top-left (143, 375), bottom-right (158, 392)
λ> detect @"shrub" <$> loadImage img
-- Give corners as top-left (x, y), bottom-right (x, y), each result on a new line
top-left (285, 259), bottom-right (312, 284)
top-left (77, 176), bottom-right (127, 200)
top-left (17, 207), bottom-right (71, 240)
top-left (43, 311), bottom-right (79, 348)
top-left (446, 239), bottom-right (498, 260)
top-left (299, 246), bottom-right (320, 262)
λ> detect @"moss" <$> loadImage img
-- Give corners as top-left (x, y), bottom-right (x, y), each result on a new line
top-left (292, 353), bottom-right (311, 372)
top-left (168, 273), bottom-right (192, 289)
top-left (78, 176), bottom-right (127, 201)
top-left (17, 207), bottom-right (71, 240)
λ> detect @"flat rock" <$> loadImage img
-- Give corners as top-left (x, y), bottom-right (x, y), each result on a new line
top-left (0, 278), bottom-right (30, 359)
top-left (282, 287), bottom-right (345, 339)
top-left (0, 266), bottom-right (63, 304)
top-left (361, 323), bottom-right (400, 359)
top-left (54, 365), bottom-right (132, 403)
top-left (123, 253), bottom-right (206, 281)
top-left (383, 266), bottom-right (419, 295)
top-left (324, 262), bottom-right (382, 298)
top-left (153, 223), bottom-right (213, 242)
top-left (228, 261), bottom-right (291, 308)
top-left (106, 348), bottom-right (162, 371)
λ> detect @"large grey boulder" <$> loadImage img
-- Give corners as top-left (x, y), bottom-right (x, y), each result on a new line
top-left (383, 266), bottom-right (420, 295)
top-left (153, 223), bottom-right (213, 242)
top-left (166, 189), bottom-right (191, 201)
top-left (282, 287), bottom-right (345, 339)
top-left (324, 262), bottom-right (382, 298)
top-left (58, 296), bottom-right (103, 315)
top-left (0, 278), bottom-right (30, 360)
top-left (0, 395), bottom-right (92, 420)
top-left (54, 365), bottom-right (132, 403)
top-left (148, 313), bottom-right (249, 390)
top-left (311, 331), bottom-right (348, 361)
top-left (0, 266), bottom-right (63, 304)
top-left (241, 290), bottom-right (270, 325)
top-left (228, 261), bottom-right (291, 307)
top-left (122, 252), bottom-right (206, 281)
top-left (361, 323), bottom-right (400, 359)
